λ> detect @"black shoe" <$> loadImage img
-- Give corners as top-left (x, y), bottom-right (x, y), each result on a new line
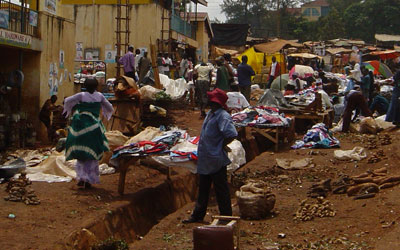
top-left (77, 181), bottom-right (84, 187)
top-left (84, 182), bottom-right (92, 189)
top-left (182, 217), bottom-right (202, 224)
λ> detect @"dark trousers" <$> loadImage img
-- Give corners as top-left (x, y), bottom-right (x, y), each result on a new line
top-left (342, 92), bottom-right (372, 132)
top-left (267, 75), bottom-right (275, 89)
top-left (125, 71), bottom-right (138, 81)
top-left (239, 84), bottom-right (251, 102)
top-left (192, 166), bottom-right (232, 220)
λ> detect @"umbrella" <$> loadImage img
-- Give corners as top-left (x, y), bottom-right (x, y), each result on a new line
top-left (271, 74), bottom-right (289, 91)
top-left (289, 65), bottom-right (314, 79)
top-left (363, 60), bottom-right (393, 78)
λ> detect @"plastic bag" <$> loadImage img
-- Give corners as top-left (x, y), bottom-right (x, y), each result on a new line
top-left (227, 140), bottom-right (246, 172)
top-left (139, 85), bottom-right (162, 100)
top-left (334, 146), bottom-right (367, 161)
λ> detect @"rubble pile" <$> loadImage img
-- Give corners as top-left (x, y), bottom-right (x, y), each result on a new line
top-left (367, 149), bottom-right (385, 164)
top-left (294, 197), bottom-right (336, 221)
top-left (4, 172), bottom-right (40, 205)
top-left (378, 134), bottom-right (392, 145)
top-left (280, 237), bottom-right (370, 250)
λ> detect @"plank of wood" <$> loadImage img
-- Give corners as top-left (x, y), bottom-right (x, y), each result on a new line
top-left (150, 42), bottom-right (162, 89)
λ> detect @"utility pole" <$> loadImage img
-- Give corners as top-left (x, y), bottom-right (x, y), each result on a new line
top-left (276, 0), bottom-right (280, 38)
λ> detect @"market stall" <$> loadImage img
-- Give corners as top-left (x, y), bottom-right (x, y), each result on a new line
top-left (74, 60), bottom-right (107, 92)
top-left (109, 126), bottom-right (246, 195)
top-left (232, 106), bottom-right (294, 153)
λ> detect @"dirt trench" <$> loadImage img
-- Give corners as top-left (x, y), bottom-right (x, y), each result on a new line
top-left (56, 172), bottom-right (197, 250)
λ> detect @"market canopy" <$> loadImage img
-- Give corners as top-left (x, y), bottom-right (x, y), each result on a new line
top-left (288, 53), bottom-right (322, 59)
top-left (375, 34), bottom-right (400, 42)
top-left (213, 46), bottom-right (238, 56)
top-left (369, 50), bottom-right (400, 60)
top-left (326, 48), bottom-right (352, 55)
top-left (254, 39), bottom-right (303, 54)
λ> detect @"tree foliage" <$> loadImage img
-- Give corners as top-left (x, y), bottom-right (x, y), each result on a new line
top-left (220, 0), bottom-right (400, 42)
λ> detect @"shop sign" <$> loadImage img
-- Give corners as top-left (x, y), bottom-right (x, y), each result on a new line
top-left (0, 29), bottom-right (32, 49)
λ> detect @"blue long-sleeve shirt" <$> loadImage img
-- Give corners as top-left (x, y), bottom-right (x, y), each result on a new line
top-left (197, 108), bottom-right (238, 175)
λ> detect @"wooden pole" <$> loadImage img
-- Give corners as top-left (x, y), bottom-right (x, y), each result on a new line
top-left (150, 39), bottom-right (162, 89)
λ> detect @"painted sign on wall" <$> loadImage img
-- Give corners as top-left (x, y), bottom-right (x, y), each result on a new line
top-left (45, 0), bottom-right (57, 15)
top-left (0, 29), bottom-right (32, 49)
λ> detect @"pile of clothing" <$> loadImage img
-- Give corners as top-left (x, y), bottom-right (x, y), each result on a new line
top-left (232, 106), bottom-right (290, 128)
top-left (292, 123), bottom-right (340, 149)
top-left (111, 129), bottom-right (198, 164)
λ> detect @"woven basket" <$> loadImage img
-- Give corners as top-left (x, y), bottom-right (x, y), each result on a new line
top-left (236, 185), bottom-right (276, 220)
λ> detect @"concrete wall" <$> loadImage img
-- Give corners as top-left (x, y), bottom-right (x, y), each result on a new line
top-left (71, 3), bottom-right (164, 78)
top-left (35, 12), bottom-right (77, 141)
top-left (194, 20), bottom-right (210, 63)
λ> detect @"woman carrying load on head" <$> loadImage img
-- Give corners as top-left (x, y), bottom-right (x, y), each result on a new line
top-left (63, 78), bottom-right (114, 188)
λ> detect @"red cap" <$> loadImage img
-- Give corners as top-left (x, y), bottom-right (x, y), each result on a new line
top-left (207, 88), bottom-right (228, 107)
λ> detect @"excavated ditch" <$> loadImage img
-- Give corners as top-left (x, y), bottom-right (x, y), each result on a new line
top-left (57, 172), bottom-right (197, 250)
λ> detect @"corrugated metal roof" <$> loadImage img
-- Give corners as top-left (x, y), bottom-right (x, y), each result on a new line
top-left (375, 34), bottom-right (400, 42)
top-left (302, 0), bottom-right (329, 7)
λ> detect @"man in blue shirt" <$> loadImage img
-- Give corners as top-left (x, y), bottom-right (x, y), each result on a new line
top-left (237, 55), bottom-right (255, 102)
top-left (183, 88), bottom-right (238, 223)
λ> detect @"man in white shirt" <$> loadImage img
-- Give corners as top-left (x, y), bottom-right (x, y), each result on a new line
top-left (163, 53), bottom-right (173, 78)
top-left (194, 62), bottom-right (213, 117)
top-left (351, 62), bottom-right (362, 82)
top-left (267, 56), bottom-right (280, 88)
top-left (134, 49), bottom-right (141, 73)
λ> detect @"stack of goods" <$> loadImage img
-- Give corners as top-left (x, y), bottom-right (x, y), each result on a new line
top-left (114, 76), bottom-right (140, 99)
top-left (4, 172), bottom-right (40, 205)
top-left (292, 123), bottom-right (340, 149)
top-left (294, 197), bottom-right (336, 221)
top-left (111, 129), bottom-right (197, 162)
top-left (232, 106), bottom-right (291, 128)
top-left (252, 66), bottom-right (269, 88)
top-left (74, 61), bottom-right (106, 85)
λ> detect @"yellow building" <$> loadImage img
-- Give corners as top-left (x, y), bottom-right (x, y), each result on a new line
top-left (0, 0), bottom-right (77, 144)
top-left (185, 12), bottom-right (213, 63)
top-left (301, 0), bottom-right (330, 22)
top-left (61, 0), bottom-right (210, 78)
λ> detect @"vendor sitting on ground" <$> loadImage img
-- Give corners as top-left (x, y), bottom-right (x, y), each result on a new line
top-left (39, 95), bottom-right (58, 141)
top-left (369, 91), bottom-right (389, 116)
top-left (342, 86), bottom-right (372, 132)
top-left (287, 73), bottom-right (304, 93)
top-left (332, 96), bottom-right (345, 123)
top-left (284, 83), bottom-right (295, 96)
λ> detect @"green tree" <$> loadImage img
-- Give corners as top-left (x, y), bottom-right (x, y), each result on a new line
top-left (317, 7), bottom-right (345, 40)
top-left (344, 0), bottom-right (400, 42)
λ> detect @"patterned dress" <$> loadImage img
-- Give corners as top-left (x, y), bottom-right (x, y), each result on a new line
top-left (63, 92), bottom-right (114, 184)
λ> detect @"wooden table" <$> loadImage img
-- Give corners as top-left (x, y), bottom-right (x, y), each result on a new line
top-left (281, 108), bottom-right (334, 128)
top-left (115, 156), bottom-right (171, 195)
top-left (237, 123), bottom-right (295, 152)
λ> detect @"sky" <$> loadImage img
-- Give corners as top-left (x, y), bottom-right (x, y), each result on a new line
top-left (197, 0), bottom-right (226, 22)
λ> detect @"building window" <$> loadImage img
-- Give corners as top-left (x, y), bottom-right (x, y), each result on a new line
top-left (303, 8), bottom-right (311, 16)
top-left (312, 8), bottom-right (320, 16)
top-left (321, 6), bottom-right (330, 16)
